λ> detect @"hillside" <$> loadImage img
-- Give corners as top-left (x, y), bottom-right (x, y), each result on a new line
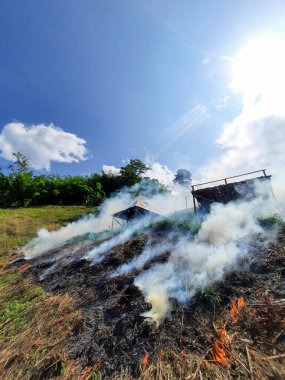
top-left (1, 205), bottom-right (285, 380)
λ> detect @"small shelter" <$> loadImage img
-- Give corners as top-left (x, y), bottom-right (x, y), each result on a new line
top-left (191, 169), bottom-right (273, 214)
top-left (112, 199), bottom-right (159, 226)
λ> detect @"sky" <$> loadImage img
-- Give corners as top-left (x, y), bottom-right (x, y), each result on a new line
top-left (0, 0), bottom-right (285, 182)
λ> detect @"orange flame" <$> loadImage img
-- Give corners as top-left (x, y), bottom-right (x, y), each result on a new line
top-left (237, 296), bottom-right (245, 308)
top-left (230, 296), bottom-right (246, 323)
top-left (81, 367), bottom-right (92, 379)
top-left (208, 324), bottom-right (230, 366)
top-left (217, 324), bottom-right (228, 340)
top-left (143, 352), bottom-right (149, 368)
top-left (210, 340), bottom-right (229, 366)
top-left (229, 298), bottom-right (239, 323)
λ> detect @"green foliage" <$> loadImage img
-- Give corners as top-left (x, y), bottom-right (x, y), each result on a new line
top-left (149, 218), bottom-right (201, 234)
top-left (258, 214), bottom-right (285, 233)
top-left (119, 159), bottom-right (149, 187)
top-left (0, 299), bottom-right (33, 328)
top-left (150, 219), bottom-right (175, 231)
top-left (196, 287), bottom-right (221, 308)
top-left (174, 168), bottom-right (192, 187)
top-left (129, 178), bottom-right (169, 198)
top-left (0, 153), bottom-right (155, 208)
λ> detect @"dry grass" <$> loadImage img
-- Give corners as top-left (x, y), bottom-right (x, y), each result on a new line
top-left (110, 298), bottom-right (285, 380)
top-left (1, 207), bottom-right (284, 379)
top-left (0, 206), bottom-right (93, 380)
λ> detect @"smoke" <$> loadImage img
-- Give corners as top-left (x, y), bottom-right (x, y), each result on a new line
top-left (23, 173), bottom-right (190, 259)
top-left (84, 219), bottom-right (148, 265)
top-left (23, 166), bottom-right (283, 328)
top-left (23, 192), bottom-right (133, 259)
top-left (112, 240), bottom-right (171, 277)
top-left (134, 188), bottom-right (282, 325)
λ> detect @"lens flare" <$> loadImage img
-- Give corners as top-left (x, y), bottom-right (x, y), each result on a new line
top-left (231, 34), bottom-right (285, 116)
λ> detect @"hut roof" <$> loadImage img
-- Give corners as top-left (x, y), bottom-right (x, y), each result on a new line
top-left (113, 199), bottom-right (159, 222)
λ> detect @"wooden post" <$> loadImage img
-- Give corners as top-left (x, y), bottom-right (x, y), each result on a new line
top-left (193, 195), bottom-right (197, 214)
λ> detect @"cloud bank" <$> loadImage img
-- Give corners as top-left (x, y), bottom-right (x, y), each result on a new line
top-left (0, 122), bottom-right (88, 170)
top-left (145, 159), bottom-right (175, 187)
top-left (102, 165), bottom-right (121, 176)
top-left (200, 35), bottom-right (285, 198)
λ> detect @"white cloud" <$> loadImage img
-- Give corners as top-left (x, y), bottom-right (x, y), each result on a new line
top-left (200, 115), bottom-right (285, 180)
top-left (0, 122), bottom-right (88, 170)
top-left (102, 165), bottom-right (121, 175)
top-left (202, 57), bottom-right (210, 65)
top-left (199, 34), bottom-right (285, 198)
top-left (144, 158), bottom-right (175, 186)
top-left (102, 159), bottom-right (175, 186)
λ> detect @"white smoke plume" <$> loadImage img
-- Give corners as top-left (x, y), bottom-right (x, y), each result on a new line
top-left (23, 192), bottom-right (133, 259)
top-left (22, 174), bottom-right (190, 259)
top-left (134, 189), bottom-right (282, 325)
top-left (112, 240), bottom-right (172, 277)
top-left (84, 221), bottom-right (146, 265)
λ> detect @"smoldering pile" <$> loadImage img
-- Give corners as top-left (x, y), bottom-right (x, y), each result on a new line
top-left (21, 191), bottom-right (285, 378)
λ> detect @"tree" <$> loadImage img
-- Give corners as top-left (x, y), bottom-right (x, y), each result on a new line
top-left (174, 169), bottom-right (192, 209)
top-left (7, 152), bottom-right (33, 207)
top-left (174, 169), bottom-right (192, 187)
top-left (11, 152), bottom-right (31, 172)
top-left (120, 159), bottom-right (149, 187)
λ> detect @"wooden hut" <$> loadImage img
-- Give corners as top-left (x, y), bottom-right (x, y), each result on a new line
top-left (191, 169), bottom-right (273, 214)
top-left (112, 200), bottom-right (159, 225)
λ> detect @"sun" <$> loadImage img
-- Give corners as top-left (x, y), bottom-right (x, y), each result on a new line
top-left (231, 35), bottom-right (285, 115)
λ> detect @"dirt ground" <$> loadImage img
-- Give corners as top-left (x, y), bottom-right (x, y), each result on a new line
top-left (25, 226), bottom-right (285, 379)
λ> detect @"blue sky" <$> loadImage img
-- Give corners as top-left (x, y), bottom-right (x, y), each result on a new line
top-left (1, 0), bottom-right (285, 179)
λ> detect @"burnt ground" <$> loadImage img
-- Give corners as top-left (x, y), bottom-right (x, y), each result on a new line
top-left (27, 230), bottom-right (285, 379)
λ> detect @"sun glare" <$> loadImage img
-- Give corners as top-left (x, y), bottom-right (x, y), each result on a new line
top-left (231, 35), bottom-right (285, 114)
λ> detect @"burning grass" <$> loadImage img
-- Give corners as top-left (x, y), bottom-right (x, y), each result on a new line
top-left (26, 228), bottom-right (285, 379)
top-left (1, 205), bottom-right (285, 379)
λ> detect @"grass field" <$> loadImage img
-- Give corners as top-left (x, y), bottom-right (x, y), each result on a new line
top-left (0, 206), bottom-right (94, 379)
top-left (0, 205), bottom-right (95, 263)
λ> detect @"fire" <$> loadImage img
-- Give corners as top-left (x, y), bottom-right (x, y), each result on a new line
top-left (208, 297), bottom-right (246, 366)
top-left (210, 340), bottom-right (230, 366)
top-left (230, 296), bottom-right (246, 323)
top-left (217, 324), bottom-right (228, 340)
top-left (237, 296), bottom-right (245, 308)
top-left (209, 324), bottom-right (230, 366)
top-left (143, 352), bottom-right (149, 368)
top-left (229, 298), bottom-right (239, 323)
top-left (81, 367), bottom-right (93, 379)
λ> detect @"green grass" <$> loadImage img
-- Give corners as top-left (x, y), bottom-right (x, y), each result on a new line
top-left (0, 205), bottom-right (94, 379)
top-left (258, 213), bottom-right (285, 233)
top-left (0, 205), bottom-right (95, 263)
top-left (196, 286), bottom-right (221, 309)
top-left (149, 218), bottom-right (201, 235)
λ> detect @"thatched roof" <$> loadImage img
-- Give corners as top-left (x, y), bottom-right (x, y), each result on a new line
top-left (113, 199), bottom-right (159, 222)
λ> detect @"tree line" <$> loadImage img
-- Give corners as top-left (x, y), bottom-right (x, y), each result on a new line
top-left (0, 154), bottom-right (168, 208)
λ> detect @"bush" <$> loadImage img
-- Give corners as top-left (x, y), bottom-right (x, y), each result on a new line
top-left (149, 218), bottom-right (201, 235)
